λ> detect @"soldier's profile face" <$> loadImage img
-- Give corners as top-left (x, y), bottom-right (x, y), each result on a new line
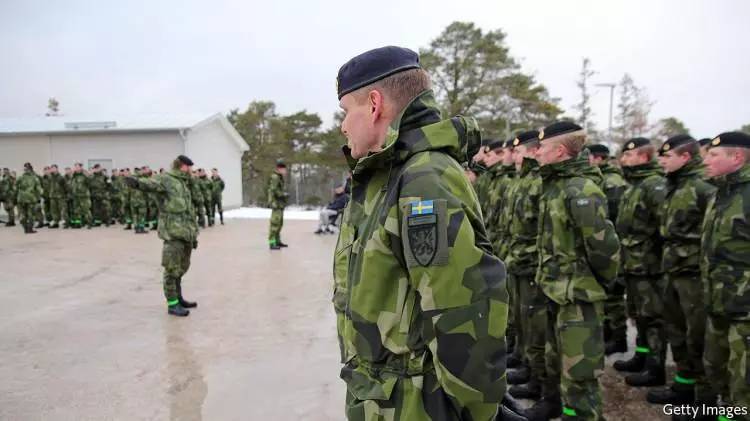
top-left (620, 149), bottom-right (647, 167)
top-left (704, 148), bottom-right (742, 178)
top-left (339, 92), bottom-right (380, 159)
top-left (535, 140), bottom-right (563, 166)
top-left (483, 149), bottom-right (503, 167)
top-left (658, 150), bottom-right (689, 174)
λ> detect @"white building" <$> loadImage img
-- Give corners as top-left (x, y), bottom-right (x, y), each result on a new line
top-left (0, 113), bottom-right (249, 208)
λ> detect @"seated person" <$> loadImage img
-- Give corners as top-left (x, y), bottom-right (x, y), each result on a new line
top-left (315, 185), bottom-right (348, 234)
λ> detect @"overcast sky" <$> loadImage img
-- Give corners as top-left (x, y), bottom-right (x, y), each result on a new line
top-left (1, 0), bottom-right (748, 138)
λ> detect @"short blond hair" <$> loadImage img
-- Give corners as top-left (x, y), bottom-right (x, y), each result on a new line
top-left (546, 130), bottom-right (587, 157)
top-left (352, 68), bottom-right (432, 112)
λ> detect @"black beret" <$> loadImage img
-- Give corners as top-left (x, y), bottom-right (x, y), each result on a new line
top-left (659, 134), bottom-right (696, 155)
top-left (708, 132), bottom-right (750, 149)
top-left (276, 158), bottom-right (287, 168)
top-left (176, 155), bottom-right (194, 166)
top-left (623, 137), bottom-right (652, 150)
top-left (337, 46), bottom-right (421, 100)
top-left (512, 130), bottom-right (540, 147)
top-left (587, 144), bottom-right (610, 157)
top-left (539, 121), bottom-right (583, 142)
top-left (698, 138), bottom-right (711, 147)
top-left (24, 162), bottom-right (33, 170)
top-left (486, 138), bottom-right (504, 151)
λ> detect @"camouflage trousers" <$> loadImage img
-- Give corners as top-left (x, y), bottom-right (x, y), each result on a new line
top-left (161, 240), bottom-right (192, 303)
top-left (130, 203), bottom-right (147, 228)
top-left (3, 200), bottom-right (15, 224)
top-left (111, 196), bottom-right (122, 222)
top-left (342, 364), bottom-right (499, 421)
top-left (625, 274), bottom-right (666, 360)
top-left (121, 198), bottom-right (131, 224)
top-left (661, 272), bottom-right (709, 398)
top-left (269, 208), bottom-right (284, 245)
top-left (34, 201), bottom-right (44, 224)
top-left (91, 196), bottom-right (110, 224)
top-left (18, 202), bottom-right (36, 227)
top-left (212, 196), bottom-right (222, 215)
top-left (543, 300), bottom-right (605, 421)
top-left (48, 197), bottom-right (66, 224)
top-left (72, 197), bottom-right (92, 226)
top-left (147, 201), bottom-right (159, 226)
top-left (517, 274), bottom-right (547, 380)
top-left (204, 201), bottom-right (212, 224)
top-left (728, 321), bottom-right (750, 412)
top-left (603, 278), bottom-right (627, 343)
top-left (194, 201), bottom-right (205, 225)
top-left (43, 195), bottom-right (50, 222)
top-left (704, 314), bottom-right (731, 402)
top-left (507, 273), bottom-right (520, 353)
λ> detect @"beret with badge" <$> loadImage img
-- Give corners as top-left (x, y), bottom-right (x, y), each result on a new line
top-left (538, 121), bottom-right (584, 142)
top-left (512, 130), bottom-right (541, 148)
top-left (659, 134), bottom-right (696, 155)
top-left (337, 46), bottom-right (421, 100)
top-left (698, 138), bottom-right (712, 147)
top-left (486, 138), bottom-right (504, 151)
top-left (586, 144), bottom-right (610, 157)
top-left (624, 137), bottom-right (652, 151)
top-left (707, 131), bottom-right (750, 149)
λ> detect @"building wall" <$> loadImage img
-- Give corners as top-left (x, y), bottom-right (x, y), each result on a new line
top-left (185, 119), bottom-right (244, 208)
top-left (0, 135), bottom-right (52, 171)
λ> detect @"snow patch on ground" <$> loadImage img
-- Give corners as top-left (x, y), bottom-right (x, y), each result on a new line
top-left (224, 206), bottom-right (320, 220)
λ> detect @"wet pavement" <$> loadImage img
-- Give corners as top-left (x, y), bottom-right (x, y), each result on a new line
top-left (0, 219), bottom-right (669, 420)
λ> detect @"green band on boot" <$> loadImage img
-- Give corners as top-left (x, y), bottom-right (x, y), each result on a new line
top-left (562, 406), bottom-right (577, 417)
top-left (167, 299), bottom-right (179, 306)
top-left (269, 239), bottom-right (277, 246)
top-left (635, 346), bottom-right (651, 354)
top-left (674, 375), bottom-right (696, 385)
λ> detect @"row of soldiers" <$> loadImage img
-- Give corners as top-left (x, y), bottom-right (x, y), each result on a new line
top-left (469, 126), bottom-right (750, 420)
top-left (0, 163), bottom-right (225, 234)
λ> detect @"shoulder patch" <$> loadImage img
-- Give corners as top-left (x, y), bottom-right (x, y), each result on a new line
top-left (402, 199), bottom-right (449, 268)
top-left (575, 198), bottom-right (591, 207)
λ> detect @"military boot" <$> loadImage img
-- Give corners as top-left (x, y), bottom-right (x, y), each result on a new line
top-left (625, 356), bottom-right (665, 387)
top-left (176, 281), bottom-right (197, 308)
top-left (614, 352), bottom-right (646, 373)
top-left (509, 378), bottom-right (542, 400)
top-left (35, 221), bottom-right (44, 229)
top-left (219, 212), bottom-right (224, 225)
top-left (498, 404), bottom-right (529, 421)
top-left (270, 244), bottom-right (281, 250)
top-left (647, 382), bottom-right (694, 404)
top-left (521, 395), bottom-right (562, 421)
top-left (198, 217), bottom-right (205, 228)
top-left (508, 366), bottom-right (531, 385)
top-left (6, 221), bottom-right (16, 227)
top-left (605, 338), bottom-right (628, 355)
top-left (167, 304), bottom-right (190, 317)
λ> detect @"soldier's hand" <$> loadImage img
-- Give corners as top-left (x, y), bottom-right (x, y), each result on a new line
top-left (124, 176), bottom-right (139, 188)
top-left (192, 240), bottom-right (198, 250)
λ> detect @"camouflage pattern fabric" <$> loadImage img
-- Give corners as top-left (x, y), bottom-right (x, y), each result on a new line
top-left (728, 321), bottom-right (750, 410)
top-left (16, 170), bottom-right (42, 227)
top-left (473, 168), bottom-right (491, 216)
top-left (199, 176), bottom-right (213, 224)
top-left (161, 240), bottom-right (192, 302)
top-left (659, 155), bottom-right (716, 395)
top-left (1, 173), bottom-right (15, 224)
top-left (267, 172), bottom-right (287, 246)
top-left (89, 172), bottom-right (111, 224)
top-left (536, 154), bottom-right (619, 419)
top-left (129, 177), bottom-right (148, 229)
top-left (333, 90), bottom-right (507, 421)
top-left (147, 190), bottom-right (159, 227)
top-left (70, 172), bottom-right (92, 227)
top-left (111, 175), bottom-right (124, 223)
top-left (211, 175), bottom-right (225, 215)
top-left (42, 174), bottom-right (51, 223)
top-left (190, 177), bottom-right (205, 226)
top-left (704, 314), bottom-right (731, 401)
top-left (33, 173), bottom-right (45, 224)
top-left (47, 172), bottom-right (67, 224)
top-left (702, 164), bottom-right (750, 406)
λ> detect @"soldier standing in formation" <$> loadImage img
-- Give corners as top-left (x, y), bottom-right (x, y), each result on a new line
top-left (1, 168), bottom-right (17, 226)
top-left (70, 163), bottom-right (93, 229)
top-left (267, 160), bottom-right (288, 250)
top-left (125, 155), bottom-right (198, 317)
top-left (333, 45), bottom-right (522, 421)
top-left (46, 164), bottom-right (67, 229)
top-left (211, 168), bottom-right (225, 225)
top-left (16, 163), bottom-right (43, 234)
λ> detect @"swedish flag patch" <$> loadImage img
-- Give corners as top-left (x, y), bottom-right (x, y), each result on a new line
top-left (410, 200), bottom-right (434, 215)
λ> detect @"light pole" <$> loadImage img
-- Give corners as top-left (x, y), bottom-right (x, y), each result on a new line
top-left (595, 83), bottom-right (616, 146)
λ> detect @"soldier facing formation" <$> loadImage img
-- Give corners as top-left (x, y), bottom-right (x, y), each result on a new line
top-left (0, 162), bottom-right (225, 235)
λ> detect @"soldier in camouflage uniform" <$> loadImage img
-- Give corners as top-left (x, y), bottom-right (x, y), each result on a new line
top-left (190, 169), bottom-right (206, 228)
top-left (110, 169), bottom-right (123, 224)
top-left (129, 167), bottom-right (149, 233)
top-left (587, 144), bottom-right (630, 355)
top-left (211, 168), bottom-right (225, 225)
top-left (612, 138), bottom-right (668, 387)
top-left (505, 130), bottom-right (546, 401)
top-left (701, 132), bottom-right (750, 417)
top-left (63, 167), bottom-right (73, 228)
top-left (199, 169), bottom-right (214, 226)
top-left (46, 165), bottom-right (67, 229)
top-left (120, 168), bottom-right (133, 229)
top-left (70, 163), bottom-right (93, 229)
top-left (1, 168), bottom-right (16, 226)
top-left (42, 166), bottom-right (51, 225)
top-left (89, 164), bottom-right (112, 227)
top-left (472, 144), bottom-right (492, 213)
top-left (267, 161), bottom-right (288, 250)
top-left (33, 168), bottom-right (45, 228)
top-left (520, 122), bottom-right (620, 421)
top-left (333, 46), bottom-right (524, 421)
top-left (16, 163), bottom-right (44, 234)
top-left (645, 135), bottom-right (717, 408)
top-left (143, 167), bottom-right (160, 230)
top-left (126, 155), bottom-right (198, 317)
top-left (481, 139), bottom-right (507, 244)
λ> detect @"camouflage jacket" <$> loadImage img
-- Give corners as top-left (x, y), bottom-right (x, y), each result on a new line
top-left (70, 172), bottom-right (91, 199)
top-left (0, 174), bottom-right (15, 201)
top-left (616, 162), bottom-right (666, 276)
top-left (16, 170), bottom-right (43, 204)
top-left (333, 91), bottom-right (507, 419)
top-left (267, 172), bottom-right (287, 210)
top-left (505, 158), bottom-right (542, 278)
top-left (189, 177), bottom-right (204, 206)
top-left (41, 174), bottom-right (50, 198)
top-left (599, 163), bottom-right (628, 223)
top-left (211, 175), bottom-right (225, 199)
top-left (536, 154), bottom-right (621, 304)
top-left (702, 165), bottom-right (750, 320)
top-left (660, 156), bottom-right (716, 275)
top-left (493, 166), bottom-right (518, 260)
top-left (135, 170), bottom-right (198, 243)
top-left (474, 169), bottom-right (491, 216)
top-left (47, 173), bottom-right (67, 199)
top-left (199, 176), bottom-right (213, 202)
top-left (482, 163), bottom-right (506, 240)
top-left (89, 173), bottom-right (110, 198)
top-left (112, 176), bottom-right (126, 197)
